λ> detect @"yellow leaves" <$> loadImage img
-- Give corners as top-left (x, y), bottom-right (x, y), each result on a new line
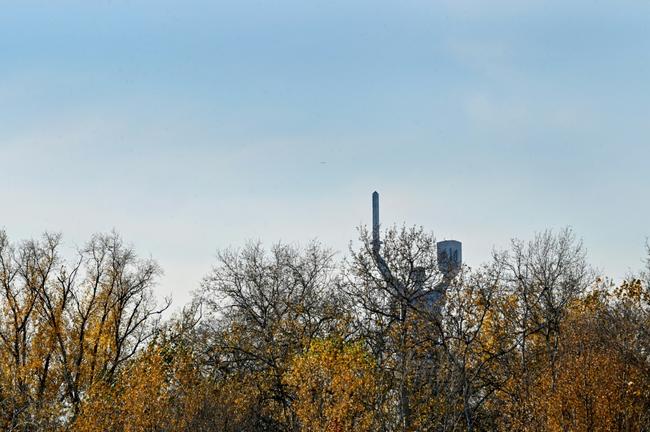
top-left (74, 348), bottom-right (168, 432)
top-left (572, 288), bottom-right (609, 314)
top-left (543, 344), bottom-right (646, 432)
top-left (284, 338), bottom-right (379, 432)
top-left (615, 279), bottom-right (649, 304)
top-left (495, 294), bottom-right (650, 432)
top-left (73, 345), bottom-right (207, 432)
top-left (4, 230), bottom-right (650, 431)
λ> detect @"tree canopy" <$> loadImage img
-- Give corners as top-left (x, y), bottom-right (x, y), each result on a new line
top-left (1, 227), bottom-right (649, 431)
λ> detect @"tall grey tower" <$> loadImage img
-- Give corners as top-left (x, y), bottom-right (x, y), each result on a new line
top-left (372, 191), bottom-right (380, 253)
top-left (371, 191), bottom-right (400, 294)
top-left (371, 191), bottom-right (462, 276)
top-left (370, 190), bottom-right (461, 431)
top-left (370, 191), bottom-right (462, 306)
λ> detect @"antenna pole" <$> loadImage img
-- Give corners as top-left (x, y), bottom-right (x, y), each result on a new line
top-left (372, 191), bottom-right (380, 252)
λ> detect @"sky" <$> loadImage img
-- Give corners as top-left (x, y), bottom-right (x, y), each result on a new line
top-left (1, 0), bottom-right (649, 309)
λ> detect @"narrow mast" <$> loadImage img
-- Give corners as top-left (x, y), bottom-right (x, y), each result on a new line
top-left (372, 191), bottom-right (380, 252)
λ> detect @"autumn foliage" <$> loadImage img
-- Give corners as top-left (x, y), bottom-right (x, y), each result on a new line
top-left (284, 338), bottom-right (379, 432)
top-left (1, 228), bottom-right (650, 431)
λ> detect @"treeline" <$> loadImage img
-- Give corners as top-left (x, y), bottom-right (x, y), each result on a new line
top-left (1, 227), bottom-right (649, 431)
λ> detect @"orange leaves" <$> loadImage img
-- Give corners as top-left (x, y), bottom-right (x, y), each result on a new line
top-left (73, 345), bottom-right (207, 432)
top-left (540, 307), bottom-right (648, 431)
top-left (615, 279), bottom-right (650, 304)
top-left (73, 348), bottom-right (170, 432)
top-left (284, 338), bottom-right (379, 432)
top-left (3, 229), bottom-right (650, 431)
top-left (495, 287), bottom-right (650, 432)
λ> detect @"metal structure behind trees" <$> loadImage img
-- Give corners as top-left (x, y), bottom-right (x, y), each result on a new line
top-left (370, 190), bottom-right (462, 305)
top-left (371, 191), bottom-right (405, 297)
top-left (370, 190), bottom-right (463, 432)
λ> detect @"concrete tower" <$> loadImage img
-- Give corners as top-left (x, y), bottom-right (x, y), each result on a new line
top-left (436, 240), bottom-right (462, 278)
top-left (370, 191), bottom-right (462, 310)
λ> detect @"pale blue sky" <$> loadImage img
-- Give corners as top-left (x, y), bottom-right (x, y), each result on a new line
top-left (2, 0), bottom-right (649, 307)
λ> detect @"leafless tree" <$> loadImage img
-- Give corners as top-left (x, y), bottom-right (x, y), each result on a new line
top-left (493, 228), bottom-right (591, 424)
top-left (197, 240), bottom-right (343, 432)
top-left (344, 225), bottom-right (445, 432)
